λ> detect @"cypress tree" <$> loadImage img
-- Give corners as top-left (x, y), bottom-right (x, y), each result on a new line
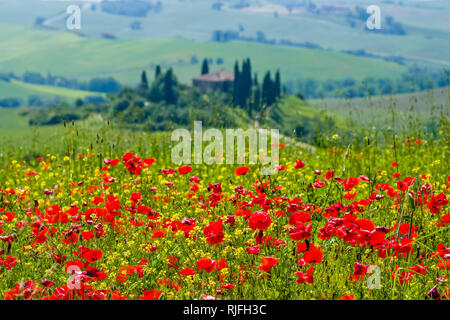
top-left (239, 58), bottom-right (252, 108)
top-left (262, 71), bottom-right (274, 106)
top-left (246, 58), bottom-right (252, 91)
top-left (164, 68), bottom-right (176, 104)
top-left (275, 69), bottom-right (281, 99)
top-left (140, 70), bottom-right (149, 90)
top-left (201, 59), bottom-right (209, 75)
top-left (253, 85), bottom-right (261, 113)
top-left (233, 60), bottom-right (240, 107)
top-left (155, 65), bottom-right (161, 78)
top-left (239, 60), bottom-right (247, 107)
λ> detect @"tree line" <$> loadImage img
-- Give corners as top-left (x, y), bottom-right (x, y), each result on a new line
top-left (232, 58), bottom-right (282, 114)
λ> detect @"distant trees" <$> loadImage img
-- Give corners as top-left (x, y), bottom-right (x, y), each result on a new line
top-left (13, 72), bottom-right (121, 94)
top-left (211, 30), bottom-right (240, 42)
top-left (143, 66), bottom-right (179, 104)
top-left (0, 97), bottom-right (21, 108)
top-left (262, 71), bottom-right (275, 106)
top-left (261, 70), bottom-right (282, 107)
top-left (275, 70), bottom-right (281, 98)
top-left (129, 21), bottom-right (142, 30)
top-left (201, 59), bottom-right (209, 75)
top-left (232, 58), bottom-right (282, 114)
top-left (101, 0), bottom-right (156, 17)
top-left (155, 65), bottom-right (161, 78)
top-left (235, 58), bottom-right (252, 108)
top-left (23, 72), bottom-right (46, 85)
top-left (233, 61), bottom-right (240, 106)
top-left (284, 66), bottom-right (449, 99)
top-left (139, 70), bottom-right (149, 90)
top-left (190, 55), bottom-right (199, 64)
top-left (88, 77), bottom-right (122, 93)
top-left (349, 6), bottom-right (406, 35)
top-left (163, 68), bottom-right (176, 104)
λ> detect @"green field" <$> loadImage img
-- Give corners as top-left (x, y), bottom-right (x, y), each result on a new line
top-left (0, 100), bottom-right (448, 301)
top-left (0, 79), bottom-right (100, 101)
top-left (0, 108), bottom-right (28, 129)
top-left (0, 23), bottom-right (408, 86)
top-left (0, 0), bottom-right (448, 67)
top-left (309, 86), bottom-right (450, 129)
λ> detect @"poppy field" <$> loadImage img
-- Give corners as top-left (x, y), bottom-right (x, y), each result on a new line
top-left (0, 121), bottom-right (448, 301)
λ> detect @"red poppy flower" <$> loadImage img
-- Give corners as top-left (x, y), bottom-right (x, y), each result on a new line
top-left (122, 152), bottom-right (135, 162)
top-left (298, 248), bottom-right (323, 266)
top-left (178, 165), bottom-right (193, 175)
top-left (140, 290), bottom-right (162, 300)
top-left (111, 291), bottom-right (127, 300)
top-left (339, 294), bottom-right (354, 300)
top-left (294, 159), bottom-right (305, 169)
top-left (368, 231), bottom-right (385, 246)
top-left (215, 258), bottom-right (228, 271)
top-left (82, 250), bottom-right (103, 263)
top-left (342, 177), bottom-right (360, 191)
top-left (61, 230), bottom-right (79, 245)
top-left (248, 211), bottom-right (272, 231)
top-left (203, 220), bottom-right (224, 244)
top-left (180, 268), bottom-right (195, 276)
top-left (143, 158), bottom-right (156, 166)
top-left (359, 175), bottom-right (371, 182)
top-left (41, 280), bottom-right (55, 288)
top-left (197, 258), bottom-right (216, 273)
top-left (351, 262), bottom-right (369, 281)
top-left (325, 170), bottom-right (335, 180)
top-left (247, 246), bottom-right (261, 255)
top-left (152, 230), bottom-right (165, 238)
top-left (235, 166), bottom-right (250, 176)
top-left (437, 260), bottom-right (450, 270)
top-left (438, 214), bottom-right (450, 227)
top-left (295, 266), bottom-right (314, 284)
top-left (220, 283), bottom-right (235, 290)
top-left (258, 256), bottom-right (279, 272)
top-left (289, 223), bottom-right (312, 241)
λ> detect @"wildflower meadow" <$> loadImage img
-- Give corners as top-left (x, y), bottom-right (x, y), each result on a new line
top-left (0, 117), bottom-right (448, 301)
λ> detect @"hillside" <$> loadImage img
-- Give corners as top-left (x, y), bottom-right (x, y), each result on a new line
top-left (0, 0), bottom-right (448, 67)
top-left (0, 108), bottom-right (28, 129)
top-left (0, 24), bottom-right (408, 87)
top-left (0, 79), bottom-right (101, 101)
top-left (309, 86), bottom-right (450, 129)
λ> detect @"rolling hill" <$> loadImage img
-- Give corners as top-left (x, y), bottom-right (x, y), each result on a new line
top-left (0, 79), bottom-right (101, 101)
top-left (309, 86), bottom-right (450, 129)
top-left (0, 23), bottom-right (408, 87)
top-left (0, 0), bottom-right (448, 67)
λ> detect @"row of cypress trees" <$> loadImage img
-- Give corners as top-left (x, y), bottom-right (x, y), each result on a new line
top-left (139, 58), bottom-right (282, 109)
top-left (200, 57), bottom-right (281, 110)
top-left (232, 58), bottom-right (281, 112)
top-left (139, 65), bottom-right (177, 105)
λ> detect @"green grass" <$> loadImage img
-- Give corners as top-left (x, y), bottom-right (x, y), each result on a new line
top-left (1, 0), bottom-right (448, 67)
top-left (309, 86), bottom-right (450, 129)
top-left (0, 23), bottom-right (407, 86)
top-left (0, 110), bottom-right (448, 300)
top-left (0, 108), bottom-right (28, 129)
top-left (0, 79), bottom-right (102, 102)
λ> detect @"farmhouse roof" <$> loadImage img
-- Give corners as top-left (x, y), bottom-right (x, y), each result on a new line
top-left (193, 70), bottom-right (234, 82)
